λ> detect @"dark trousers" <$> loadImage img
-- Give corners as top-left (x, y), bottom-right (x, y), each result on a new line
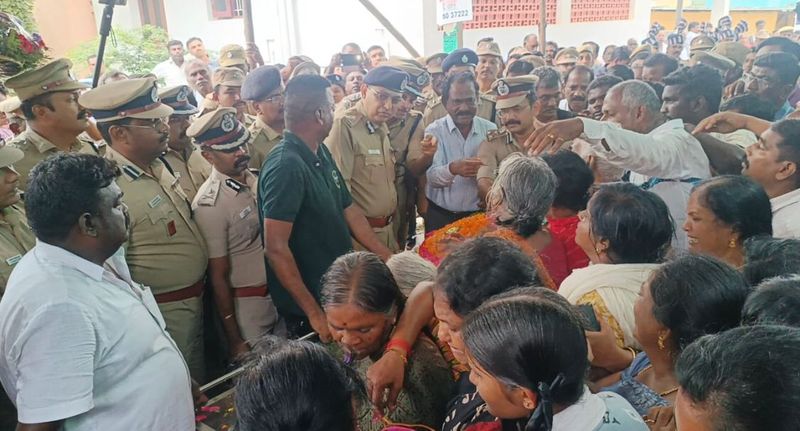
top-left (424, 199), bottom-right (479, 233)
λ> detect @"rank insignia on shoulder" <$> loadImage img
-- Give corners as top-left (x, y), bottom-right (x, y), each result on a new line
top-left (225, 178), bottom-right (243, 192)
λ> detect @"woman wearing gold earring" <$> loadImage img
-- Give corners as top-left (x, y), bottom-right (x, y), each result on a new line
top-left (593, 254), bottom-right (750, 418)
top-left (561, 183), bottom-right (673, 377)
top-left (684, 175), bottom-right (773, 267)
top-left (462, 288), bottom-right (648, 430)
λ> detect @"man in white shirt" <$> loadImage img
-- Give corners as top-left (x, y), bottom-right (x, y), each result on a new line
top-left (425, 72), bottom-right (497, 232)
top-left (528, 80), bottom-right (711, 250)
top-left (152, 40), bottom-right (188, 87)
top-left (694, 112), bottom-right (800, 238)
top-left (0, 153), bottom-right (199, 430)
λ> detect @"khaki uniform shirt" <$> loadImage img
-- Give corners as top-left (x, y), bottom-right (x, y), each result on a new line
top-left (0, 205), bottom-right (35, 296)
top-left (161, 146), bottom-right (211, 202)
top-left (325, 101), bottom-right (397, 218)
top-left (10, 129), bottom-right (99, 191)
top-left (247, 117), bottom-right (282, 171)
top-left (477, 128), bottom-right (524, 180)
top-left (192, 168), bottom-right (266, 289)
top-left (335, 93), bottom-right (363, 117)
top-left (106, 148), bottom-right (208, 294)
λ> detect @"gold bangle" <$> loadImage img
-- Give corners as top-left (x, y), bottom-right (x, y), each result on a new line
top-left (385, 347), bottom-right (408, 365)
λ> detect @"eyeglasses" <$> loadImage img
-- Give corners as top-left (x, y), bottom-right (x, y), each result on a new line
top-left (123, 118), bottom-right (168, 130)
top-left (369, 88), bottom-right (402, 105)
top-left (263, 93), bottom-right (284, 104)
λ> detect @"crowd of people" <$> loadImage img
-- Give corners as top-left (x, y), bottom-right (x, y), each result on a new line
top-left (1, 11), bottom-right (800, 431)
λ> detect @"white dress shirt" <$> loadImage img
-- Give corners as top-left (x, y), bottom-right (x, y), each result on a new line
top-left (581, 118), bottom-right (711, 250)
top-left (426, 114), bottom-right (497, 212)
top-left (0, 242), bottom-right (194, 429)
top-left (152, 57), bottom-right (188, 87)
top-left (771, 188), bottom-right (800, 238)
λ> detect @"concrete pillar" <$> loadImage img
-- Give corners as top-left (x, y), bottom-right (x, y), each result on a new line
top-left (556, 0), bottom-right (571, 26)
top-left (710, 0), bottom-right (731, 24)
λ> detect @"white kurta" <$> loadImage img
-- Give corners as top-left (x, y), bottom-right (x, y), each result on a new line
top-left (0, 242), bottom-right (195, 430)
top-left (581, 118), bottom-right (711, 250)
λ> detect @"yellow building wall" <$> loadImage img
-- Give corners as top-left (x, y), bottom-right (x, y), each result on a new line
top-left (33, 0), bottom-right (99, 59)
top-left (651, 10), bottom-right (784, 32)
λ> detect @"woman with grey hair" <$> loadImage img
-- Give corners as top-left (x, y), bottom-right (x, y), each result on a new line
top-left (386, 251), bottom-right (437, 297)
top-left (487, 153), bottom-right (557, 239)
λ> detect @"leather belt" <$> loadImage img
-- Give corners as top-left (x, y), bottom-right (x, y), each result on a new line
top-left (154, 279), bottom-right (205, 304)
top-left (365, 215), bottom-right (393, 228)
top-left (233, 284), bottom-right (268, 298)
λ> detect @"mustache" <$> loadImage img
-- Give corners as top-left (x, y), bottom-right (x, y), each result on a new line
top-left (77, 110), bottom-right (89, 120)
top-left (504, 120), bottom-right (521, 126)
top-left (570, 95), bottom-right (587, 101)
top-left (235, 156), bottom-right (251, 167)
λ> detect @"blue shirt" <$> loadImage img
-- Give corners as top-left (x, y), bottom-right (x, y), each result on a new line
top-left (425, 115), bottom-right (497, 212)
top-left (774, 101), bottom-right (794, 121)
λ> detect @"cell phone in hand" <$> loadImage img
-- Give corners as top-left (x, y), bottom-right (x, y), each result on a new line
top-left (340, 53), bottom-right (362, 67)
top-left (577, 304), bottom-right (601, 332)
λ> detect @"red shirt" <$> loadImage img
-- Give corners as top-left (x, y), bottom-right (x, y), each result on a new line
top-left (539, 215), bottom-right (590, 288)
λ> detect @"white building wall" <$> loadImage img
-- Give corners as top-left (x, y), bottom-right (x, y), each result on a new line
top-left (459, 0), bottom-right (653, 53)
top-left (94, 0), bottom-right (651, 67)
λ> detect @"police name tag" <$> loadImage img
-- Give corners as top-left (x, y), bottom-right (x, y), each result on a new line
top-left (148, 195), bottom-right (163, 208)
top-left (5, 254), bottom-right (21, 266)
top-left (239, 206), bottom-right (252, 219)
top-left (368, 149), bottom-right (381, 155)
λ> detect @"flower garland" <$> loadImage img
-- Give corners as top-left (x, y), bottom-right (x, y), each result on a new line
top-left (419, 213), bottom-right (557, 290)
top-left (1, 12), bottom-right (47, 77)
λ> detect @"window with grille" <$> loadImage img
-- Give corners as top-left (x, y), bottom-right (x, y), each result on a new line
top-left (463, 0), bottom-right (557, 30)
top-left (210, 0), bottom-right (243, 19)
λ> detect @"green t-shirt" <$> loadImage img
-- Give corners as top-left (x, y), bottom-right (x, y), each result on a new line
top-left (258, 131), bottom-right (353, 318)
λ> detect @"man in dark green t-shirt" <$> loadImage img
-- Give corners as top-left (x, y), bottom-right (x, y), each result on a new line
top-left (259, 75), bottom-right (393, 340)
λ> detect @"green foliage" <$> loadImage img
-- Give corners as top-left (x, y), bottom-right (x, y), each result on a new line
top-left (67, 25), bottom-right (170, 77)
top-left (0, 0), bottom-right (35, 29)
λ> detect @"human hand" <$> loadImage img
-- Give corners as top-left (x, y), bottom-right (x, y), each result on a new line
top-left (191, 379), bottom-right (209, 409)
top-left (585, 313), bottom-right (632, 372)
top-left (723, 79), bottom-right (746, 100)
top-left (421, 134), bottom-right (438, 157)
top-left (526, 118), bottom-right (584, 156)
top-left (693, 111), bottom-right (750, 135)
top-left (366, 349), bottom-right (406, 413)
top-left (449, 158), bottom-right (484, 177)
top-left (309, 310), bottom-right (333, 343)
top-left (644, 406), bottom-right (676, 431)
top-left (228, 338), bottom-right (251, 362)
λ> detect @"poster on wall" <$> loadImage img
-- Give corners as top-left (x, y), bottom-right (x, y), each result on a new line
top-left (437, 0), bottom-right (474, 26)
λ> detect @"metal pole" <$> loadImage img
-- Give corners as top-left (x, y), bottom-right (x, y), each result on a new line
top-left (356, 0), bottom-right (420, 58)
top-left (676, 0), bottom-right (684, 27)
top-left (92, 3), bottom-right (116, 88)
top-left (539, 0), bottom-right (547, 48)
top-left (243, 0), bottom-right (255, 45)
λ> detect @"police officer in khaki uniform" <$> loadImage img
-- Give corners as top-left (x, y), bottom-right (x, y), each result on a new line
top-left (219, 43), bottom-right (248, 73)
top-left (241, 66), bottom-right (284, 171)
top-left (159, 85), bottom-right (211, 201)
top-left (79, 77), bottom-right (210, 381)
top-left (325, 66), bottom-right (406, 252)
top-left (188, 108), bottom-right (280, 361)
top-left (4, 58), bottom-right (99, 191)
top-left (211, 67), bottom-right (253, 126)
top-left (476, 76), bottom-right (539, 202)
top-left (553, 47), bottom-right (579, 80)
top-left (384, 58), bottom-right (428, 248)
top-left (0, 145), bottom-right (35, 297)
